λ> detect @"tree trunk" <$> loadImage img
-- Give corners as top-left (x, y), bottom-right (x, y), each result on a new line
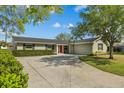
top-left (5, 31), bottom-right (7, 43)
top-left (109, 44), bottom-right (114, 59)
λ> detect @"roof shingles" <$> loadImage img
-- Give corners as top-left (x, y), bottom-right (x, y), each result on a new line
top-left (13, 36), bottom-right (98, 44)
top-left (13, 36), bottom-right (68, 44)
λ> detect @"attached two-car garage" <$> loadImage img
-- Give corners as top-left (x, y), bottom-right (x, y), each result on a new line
top-left (69, 43), bottom-right (93, 55)
top-left (69, 38), bottom-right (107, 55)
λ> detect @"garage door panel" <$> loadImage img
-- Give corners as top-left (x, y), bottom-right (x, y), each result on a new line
top-left (74, 44), bottom-right (92, 54)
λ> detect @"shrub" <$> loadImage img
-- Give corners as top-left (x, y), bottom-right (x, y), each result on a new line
top-left (0, 50), bottom-right (23, 74)
top-left (0, 49), bottom-right (28, 88)
top-left (87, 53), bottom-right (95, 56)
top-left (12, 50), bottom-right (54, 57)
top-left (0, 73), bottom-right (28, 88)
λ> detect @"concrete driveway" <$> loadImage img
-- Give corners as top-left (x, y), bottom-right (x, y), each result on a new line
top-left (17, 55), bottom-right (124, 88)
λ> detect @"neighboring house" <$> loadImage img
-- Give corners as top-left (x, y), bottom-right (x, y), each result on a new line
top-left (12, 36), bottom-right (107, 55)
top-left (0, 45), bottom-right (8, 49)
top-left (0, 41), bottom-right (8, 49)
top-left (114, 36), bottom-right (124, 52)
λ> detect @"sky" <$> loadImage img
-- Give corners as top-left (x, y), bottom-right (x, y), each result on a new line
top-left (0, 5), bottom-right (87, 42)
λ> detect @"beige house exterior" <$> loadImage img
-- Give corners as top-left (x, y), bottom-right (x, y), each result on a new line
top-left (69, 38), bottom-right (107, 54)
top-left (12, 36), bottom-right (69, 54)
top-left (92, 39), bottom-right (107, 53)
top-left (12, 36), bottom-right (107, 55)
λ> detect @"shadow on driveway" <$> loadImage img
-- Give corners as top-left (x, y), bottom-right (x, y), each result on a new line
top-left (39, 55), bottom-right (83, 67)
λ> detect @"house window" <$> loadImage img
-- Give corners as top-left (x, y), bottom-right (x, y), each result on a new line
top-left (64, 46), bottom-right (68, 53)
top-left (24, 44), bottom-right (33, 50)
top-left (98, 43), bottom-right (103, 50)
top-left (47, 45), bottom-right (52, 50)
top-left (52, 45), bottom-right (55, 50)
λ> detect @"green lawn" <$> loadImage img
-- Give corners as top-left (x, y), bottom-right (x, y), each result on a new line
top-left (114, 52), bottom-right (124, 55)
top-left (79, 54), bottom-right (124, 76)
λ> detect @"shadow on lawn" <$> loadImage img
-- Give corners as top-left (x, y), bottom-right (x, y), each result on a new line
top-left (39, 55), bottom-right (82, 67)
top-left (80, 56), bottom-right (112, 65)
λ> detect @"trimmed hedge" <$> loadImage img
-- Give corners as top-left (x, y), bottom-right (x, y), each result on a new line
top-left (12, 50), bottom-right (54, 57)
top-left (0, 49), bottom-right (28, 88)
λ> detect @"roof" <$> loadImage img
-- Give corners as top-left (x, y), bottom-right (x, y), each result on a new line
top-left (12, 36), bottom-right (98, 45)
top-left (12, 36), bottom-right (68, 44)
top-left (70, 38), bottom-right (98, 44)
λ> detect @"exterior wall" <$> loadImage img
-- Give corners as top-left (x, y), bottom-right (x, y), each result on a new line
top-left (34, 44), bottom-right (46, 50)
top-left (69, 43), bottom-right (93, 54)
top-left (121, 36), bottom-right (124, 43)
top-left (15, 43), bottom-right (57, 51)
top-left (47, 45), bottom-right (53, 50)
top-left (0, 46), bottom-right (8, 49)
top-left (69, 44), bottom-right (74, 54)
top-left (14, 39), bottom-right (107, 55)
top-left (69, 39), bottom-right (107, 55)
top-left (92, 40), bottom-right (107, 53)
top-left (16, 44), bottom-right (23, 50)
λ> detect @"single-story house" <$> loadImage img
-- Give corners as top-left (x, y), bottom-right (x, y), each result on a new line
top-left (12, 36), bottom-right (107, 55)
top-left (12, 36), bottom-right (69, 54)
top-left (114, 36), bottom-right (124, 52)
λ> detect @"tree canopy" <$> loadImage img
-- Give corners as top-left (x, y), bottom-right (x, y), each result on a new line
top-left (56, 32), bottom-right (72, 41)
top-left (70, 23), bottom-right (93, 40)
top-left (0, 5), bottom-right (63, 42)
top-left (72, 5), bottom-right (124, 59)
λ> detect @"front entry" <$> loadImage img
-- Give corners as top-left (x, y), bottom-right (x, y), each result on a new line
top-left (58, 45), bottom-right (68, 54)
top-left (58, 45), bottom-right (64, 53)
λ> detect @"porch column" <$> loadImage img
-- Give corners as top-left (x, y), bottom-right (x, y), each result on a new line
top-left (56, 44), bottom-right (58, 55)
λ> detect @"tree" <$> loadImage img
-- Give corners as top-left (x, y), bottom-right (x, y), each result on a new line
top-left (25, 5), bottom-right (63, 25)
top-left (0, 6), bottom-right (25, 43)
top-left (73, 5), bottom-right (124, 59)
top-left (0, 5), bottom-right (63, 43)
top-left (56, 32), bottom-right (72, 41)
top-left (70, 23), bottom-right (94, 40)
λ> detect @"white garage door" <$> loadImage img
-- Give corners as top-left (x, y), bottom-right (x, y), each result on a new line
top-left (74, 44), bottom-right (92, 54)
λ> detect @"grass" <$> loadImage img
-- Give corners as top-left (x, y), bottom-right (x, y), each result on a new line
top-left (114, 52), bottom-right (124, 55)
top-left (79, 54), bottom-right (124, 76)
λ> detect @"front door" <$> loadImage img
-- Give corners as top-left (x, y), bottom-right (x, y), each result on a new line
top-left (58, 45), bottom-right (64, 53)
